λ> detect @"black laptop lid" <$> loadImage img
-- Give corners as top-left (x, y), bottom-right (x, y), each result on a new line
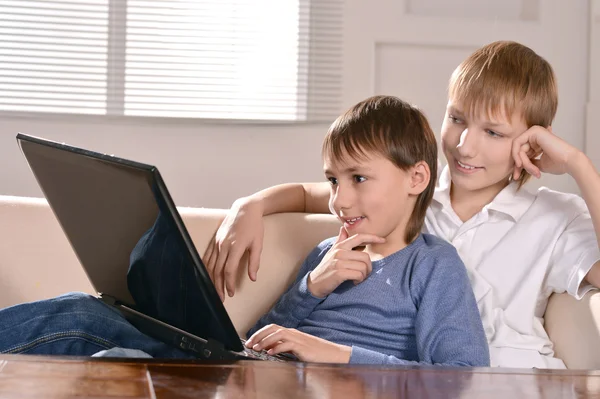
top-left (17, 133), bottom-right (243, 352)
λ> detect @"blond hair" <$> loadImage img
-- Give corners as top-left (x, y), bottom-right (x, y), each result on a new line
top-left (449, 41), bottom-right (558, 186)
top-left (322, 95), bottom-right (437, 244)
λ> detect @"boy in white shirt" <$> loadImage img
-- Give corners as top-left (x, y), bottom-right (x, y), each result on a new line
top-left (205, 40), bottom-right (600, 369)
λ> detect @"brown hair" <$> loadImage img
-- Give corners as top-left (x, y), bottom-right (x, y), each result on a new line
top-left (322, 95), bottom-right (438, 244)
top-left (448, 40), bottom-right (558, 187)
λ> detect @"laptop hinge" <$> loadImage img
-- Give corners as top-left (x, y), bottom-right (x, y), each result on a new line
top-left (98, 293), bottom-right (238, 360)
top-left (97, 293), bottom-right (117, 306)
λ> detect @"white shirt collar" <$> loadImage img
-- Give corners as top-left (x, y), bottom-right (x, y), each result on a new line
top-left (432, 166), bottom-right (536, 222)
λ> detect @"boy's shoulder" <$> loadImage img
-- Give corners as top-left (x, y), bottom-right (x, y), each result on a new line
top-left (533, 186), bottom-right (588, 217)
top-left (304, 236), bottom-right (338, 262)
top-left (411, 233), bottom-right (462, 265)
top-left (407, 235), bottom-right (469, 288)
top-left (387, 234), bottom-right (469, 292)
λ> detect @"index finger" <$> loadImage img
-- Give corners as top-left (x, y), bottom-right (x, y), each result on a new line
top-left (224, 244), bottom-right (246, 297)
top-left (337, 233), bottom-right (385, 250)
top-left (512, 131), bottom-right (532, 168)
top-left (246, 324), bottom-right (281, 348)
top-left (519, 150), bottom-right (541, 178)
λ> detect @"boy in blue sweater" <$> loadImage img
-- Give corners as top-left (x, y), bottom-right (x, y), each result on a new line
top-left (243, 95), bottom-right (489, 366)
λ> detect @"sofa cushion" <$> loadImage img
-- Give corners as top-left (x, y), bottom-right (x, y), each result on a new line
top-left (545, 290), bottom-right (600, 369)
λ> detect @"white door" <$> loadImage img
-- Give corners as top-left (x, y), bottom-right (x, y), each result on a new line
top-left (341, 0), bottom-right (590, 194)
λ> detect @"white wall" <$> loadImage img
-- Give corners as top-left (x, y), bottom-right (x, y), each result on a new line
top-left (0, 0), bottom-right (595, 208)
top-left (0, 118), bottom-right (329, 208)
top-left (586, 0), bottom-right (600, 168)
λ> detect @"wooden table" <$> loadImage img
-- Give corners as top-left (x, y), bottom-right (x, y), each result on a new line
top-left (1, 354), bottom-right (599, 398)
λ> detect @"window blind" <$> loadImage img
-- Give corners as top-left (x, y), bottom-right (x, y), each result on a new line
top-left (0, 0), bottom-right (343, 121)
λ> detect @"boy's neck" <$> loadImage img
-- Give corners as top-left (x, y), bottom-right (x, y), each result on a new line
top-left (450, 179), bottom-right (509, 222)
top-left (364, 241), bottom-right (407, 261)
top-left (363, 226), bottom-right (410, 260)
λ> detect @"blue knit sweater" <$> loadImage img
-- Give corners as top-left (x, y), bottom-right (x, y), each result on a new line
top-left (248, 234), bottom-right (489, 366)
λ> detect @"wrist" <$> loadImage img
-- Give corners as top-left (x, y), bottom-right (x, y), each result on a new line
top-left (232, 195), bottom-right (265, 216)
top-left (568, 150), bottom-right (595, 181)
top-left (307, 273), bottom-right (324, 298)
top-left (336, 345), bottom-right (352, 363)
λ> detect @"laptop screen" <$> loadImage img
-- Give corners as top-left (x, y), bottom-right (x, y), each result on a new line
top-left (17, 134), bottom-right (243, 352)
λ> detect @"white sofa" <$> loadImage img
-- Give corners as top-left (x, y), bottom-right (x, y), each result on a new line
top-left (1, 195), bottom-right (599, 369)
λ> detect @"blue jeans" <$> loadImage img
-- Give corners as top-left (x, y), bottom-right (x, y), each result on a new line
top-left (0, 292), bottom-right (195, 358)
top-left (1, 202), bottom-right (216, 358)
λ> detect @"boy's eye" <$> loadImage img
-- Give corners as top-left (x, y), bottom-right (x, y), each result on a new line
top-left (353, 175), bottom-right (366, 183)
top-left (485, 129), bottom-right (502, 138)
top-left (327, 177), bottom-right (338, 185)
top-left (449, 115), bottom-right (464, 124)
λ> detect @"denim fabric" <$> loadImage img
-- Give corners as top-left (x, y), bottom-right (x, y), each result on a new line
top-left (0, 292), bottom-right (195, 359)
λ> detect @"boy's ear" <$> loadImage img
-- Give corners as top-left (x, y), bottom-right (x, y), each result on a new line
top-left (408, 161), bottom-right (430, 195)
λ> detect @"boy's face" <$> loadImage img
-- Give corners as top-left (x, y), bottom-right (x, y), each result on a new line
top-left (323, 149), bottom-right (413, 247)
top-left (440, 100), bottom-right (529, 194)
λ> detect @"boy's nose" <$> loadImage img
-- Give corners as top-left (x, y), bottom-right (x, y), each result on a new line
top-left (332, 185), bottom-right (353, 211)
top-left (456, 128), bottom-right (479, 158)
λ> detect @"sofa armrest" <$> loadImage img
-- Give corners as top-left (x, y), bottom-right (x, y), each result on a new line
top-left (545, 291), bottom-right (600, 369)
top-left (0, 196), bottom-right (95, 308)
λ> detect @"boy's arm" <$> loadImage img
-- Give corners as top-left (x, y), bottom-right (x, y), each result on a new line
top-left (206, 182), bottom-right (331, 300)
top-left (349, 248), bottom-right (490, 367)
top-left (252, 182), bottom-right (332, 216)
top-left (568, 153), bottom-right (600, 287)
top-left (513, 126), bottom-right (600, 288)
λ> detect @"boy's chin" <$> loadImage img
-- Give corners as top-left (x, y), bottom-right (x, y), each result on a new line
top-left (452, 170), bottom-right (512, 192)
top-left (344, 225), bottom-right (372, 236)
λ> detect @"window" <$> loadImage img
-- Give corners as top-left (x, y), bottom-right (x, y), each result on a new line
top-left (0, 0), bottom-right (342, 121)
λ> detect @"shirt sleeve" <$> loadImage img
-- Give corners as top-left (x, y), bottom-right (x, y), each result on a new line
top-left (546, 197), bottom-right (600, 299)
top-left (246, 239), bottom-right (334, 338)
top-left (350, 246), bottom-right (489, 367)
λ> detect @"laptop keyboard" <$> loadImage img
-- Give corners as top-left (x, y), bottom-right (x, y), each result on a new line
top-left (239, 339), bottom-right (296, 362)
top-left (243, 347), bottom-right (288, 362)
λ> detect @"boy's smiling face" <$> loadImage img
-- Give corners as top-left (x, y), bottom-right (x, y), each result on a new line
top-left (440, 100), bottom-right (529, 196)
top-left (323, 149), bottom-right (414, 252)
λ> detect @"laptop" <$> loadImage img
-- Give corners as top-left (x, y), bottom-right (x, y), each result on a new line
top-left (16, 133), bottom-right (294, 362)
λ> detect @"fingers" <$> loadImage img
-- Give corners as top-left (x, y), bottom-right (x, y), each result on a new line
top-left (246, 324), bottom-right (281, 349)
top-left (331, 249), bottom-right (373, 275)
top-left (223, 244), bottom-right (245, 298)
top-left (519, 149), bottom-right (541, 178)
top-left (265, 341), bottom-right (296, 356)
top-left (512, 129), bottom-right (544, 180)
top-left (337, 266), bottom-right (370, 285)
top-left (212, 246), bottom-right (228, 302)
top-left (204, 236), bottom-right (227, 302)
top-left (246, 325), bottom-right (302, 355)
top-left (204, 236), bottom-right (217, 278)
top-left (247, 236), bottom-right (263, 282)
top-left (512, 133), bottom-right (529, 169)
top-left (337, 233), bottom-right (385, 250)
top-left (251, 328), bottom-right (288, 352)
top-left (513, 164), bottom-right (522, 181)
top-left (334, 226), bottom-right (349, 244)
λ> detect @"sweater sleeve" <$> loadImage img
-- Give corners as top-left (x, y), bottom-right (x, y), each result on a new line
top-left (349, 246), bottom-right (490, 367)
top-left (246, 239), bottom-right (335, 338)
